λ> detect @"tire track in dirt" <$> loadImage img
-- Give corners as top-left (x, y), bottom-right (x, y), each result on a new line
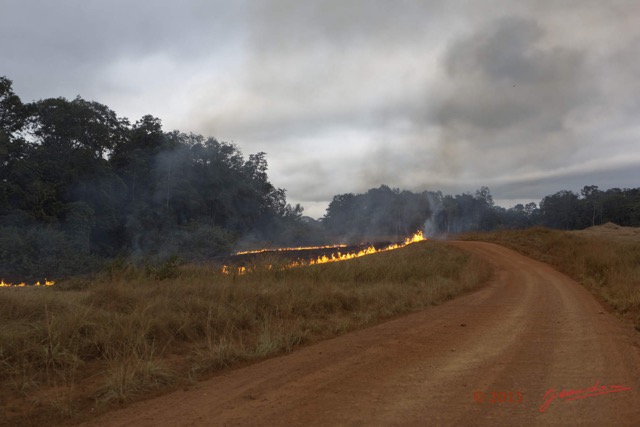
top-left (83, 241), bottom-right (640, 426)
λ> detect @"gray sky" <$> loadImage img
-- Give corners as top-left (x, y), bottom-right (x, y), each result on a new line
top-left (2, 0), bottom-right (639, 218)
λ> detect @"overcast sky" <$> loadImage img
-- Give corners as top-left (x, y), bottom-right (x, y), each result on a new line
top-left (2, 0), bottom-right (639, 218)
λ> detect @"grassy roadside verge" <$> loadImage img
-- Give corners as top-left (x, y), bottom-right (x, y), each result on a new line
top-left (0, 241), bottom-right (491, 426)
top-left (462, 228), bottom-right (640, 330)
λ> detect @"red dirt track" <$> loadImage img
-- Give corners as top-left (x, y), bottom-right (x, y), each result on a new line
top-left (84, 241), bottom-right (640, 426)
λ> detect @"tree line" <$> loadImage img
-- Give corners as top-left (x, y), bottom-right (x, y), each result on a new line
top-left (322, 184), bottom-right (640, 239)
top-left (1, 76), bottom-right (638, 280)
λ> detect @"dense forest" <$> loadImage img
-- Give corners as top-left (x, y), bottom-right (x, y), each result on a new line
top-left (1, 76), bottom-right (639, 280)
top-left (0, 76), bottom-right (310, 280)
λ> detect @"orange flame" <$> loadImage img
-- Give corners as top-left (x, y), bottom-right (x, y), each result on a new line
top-left (0, 279), bottom-right (55, 287)
top-left (222, 231), bottom-right (426, 275)
top-left (235, 243), bottom-right (348, 255)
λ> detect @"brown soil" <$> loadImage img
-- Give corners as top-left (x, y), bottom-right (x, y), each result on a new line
top-left (82, 241), bottom-right (640, 426)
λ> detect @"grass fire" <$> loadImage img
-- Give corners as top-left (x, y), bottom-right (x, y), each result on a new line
top-left (0, 236), bottom-right (494, 426)
top-left (0, 279), bottom-right (55, 287)
top-left (222, 231), bottom-right (426, 274)
top-left (0, 233), bottom-right (425, 288)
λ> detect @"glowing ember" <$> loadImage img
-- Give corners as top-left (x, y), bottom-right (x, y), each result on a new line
top-left (0, 279), bottom-right (55, 287)
top-left (235, 243), bottom-right (348, 255)
top-left (222, 231), bottom-right (426, 275)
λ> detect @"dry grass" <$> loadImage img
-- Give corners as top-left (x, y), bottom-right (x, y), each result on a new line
top-left (463, 227), bottom-right (640, 330)
top-left (0, 241), bottom-right (491, 426)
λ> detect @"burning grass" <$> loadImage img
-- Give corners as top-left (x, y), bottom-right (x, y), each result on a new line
top-left (462, 226), bottom-right (640, 330)
top-left (0, 240), bottom-right (491, 426)
top-left (0, 279), bottom-right (55, 287)
top-left (223, 231), bottom-right (426, 273)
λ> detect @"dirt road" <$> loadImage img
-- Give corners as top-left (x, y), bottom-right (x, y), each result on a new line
top-left (84, 241), bottom-right (640, 426)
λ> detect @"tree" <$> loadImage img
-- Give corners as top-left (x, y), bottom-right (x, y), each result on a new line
top-left (0, 77), bottom-right (31, 217)
top-left (0, 77), bottom-right (27, 134)
top-left (322, 193), bottom-right (357, 236)
top-left (539, 190), bottom-right (579, 229)
top-left (475, 186), bottom-right (494, 207)
top-left (580, 185), bottom-right (602, 227)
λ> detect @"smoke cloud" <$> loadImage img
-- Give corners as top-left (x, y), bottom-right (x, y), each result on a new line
top-left (3, 0), bottom-right (640, 218)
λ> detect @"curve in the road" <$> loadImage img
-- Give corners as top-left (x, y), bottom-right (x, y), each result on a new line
top-left (84, 241), bottom-right (640, 427)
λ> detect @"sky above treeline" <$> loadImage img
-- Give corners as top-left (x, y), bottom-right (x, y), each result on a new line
top-left (2, 0), bottom-right (639, 219)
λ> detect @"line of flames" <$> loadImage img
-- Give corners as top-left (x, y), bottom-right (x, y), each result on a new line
top-left (235, 243), bottom-right (348, 255)
top-left (1, 232), bottom-right (426, 285)
top-left (0, 279), bottom-right (55, 288)
top-left (222, 231), bottom-right (426, 275)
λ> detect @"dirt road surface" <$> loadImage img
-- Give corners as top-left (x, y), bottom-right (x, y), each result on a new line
top-left (84, 241), bottom-right (640, 426)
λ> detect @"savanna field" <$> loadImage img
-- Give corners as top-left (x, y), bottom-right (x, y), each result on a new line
top-left (3, 3), bottom-right (640, 424)
top-left (1, 240), bottom-right (492, 426)
top-left (2, 225), bottom-right (640, 425)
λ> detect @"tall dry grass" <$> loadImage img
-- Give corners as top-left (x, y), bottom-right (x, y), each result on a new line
top-left (463, 228), bottom-right (640, 329)
top-left (0, 241), bottom-right (491, 426)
